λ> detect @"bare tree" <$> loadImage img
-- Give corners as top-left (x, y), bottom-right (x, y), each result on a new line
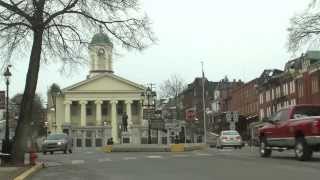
top-left (159, 74), bottom-right (186, 99)
top-left (0, 0), bottom-right (155, 165)
top-left (288, 0), bottom-right (320, 52)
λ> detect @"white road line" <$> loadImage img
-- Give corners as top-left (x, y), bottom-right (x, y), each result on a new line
top-left (98, 158), bottom-right (112, 162)
top-left (146, 155), bottom-right (163, 159)
top-left (172, 154), bottom-right (189, 158)
top-left (85, 151), bottom-right (93, 154)
top-left (218, 149), bottom-right (233, 152)
top-left (123, 157), bottom-right (137, 160)
top-left (195, 153), bottom-right (212, 156)
top-left (71, 160), bottom-right (85, 164)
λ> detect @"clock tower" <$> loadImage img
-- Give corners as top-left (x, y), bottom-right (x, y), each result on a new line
top-left (88, 32), bottom-right (113, 77)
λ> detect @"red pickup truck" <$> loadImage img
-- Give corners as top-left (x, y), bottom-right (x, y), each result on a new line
top-left (259, 105), bottom-right (320, 161)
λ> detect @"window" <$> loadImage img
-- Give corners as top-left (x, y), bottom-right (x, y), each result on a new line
top-left (259, 93), bottom-right (264, 104)
top-left (290, 80), bottom-right (295, 94)
top-left (291, 99), bottom-right (296, 105)
top-left (311, 76), bottom-right (319, 94)
top-left (266, 91), bottom-right (270, 102)
top-left (271, 89), bottom-right (275, 100)
top-left (283, 83), bottom-right (289, 96)
top-left (260, 109), bottom-right (264, 119)
top-left (276, 86), bottom-right (281, 98)
top-left (298, 81), bottom-right (304, 98)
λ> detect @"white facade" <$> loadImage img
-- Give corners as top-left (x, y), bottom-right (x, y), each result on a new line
top-left (48, 33), bottom-right (147, 147)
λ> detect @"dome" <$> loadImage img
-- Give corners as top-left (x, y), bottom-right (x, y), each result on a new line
top-left (90, 33), bottom-right (113, 46)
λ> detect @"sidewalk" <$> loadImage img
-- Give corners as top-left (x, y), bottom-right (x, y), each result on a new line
top-left (0, 166), bottom-right (29, 180)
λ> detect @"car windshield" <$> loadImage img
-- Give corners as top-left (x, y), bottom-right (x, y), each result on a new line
top-left (47, 134), bottom-right (66, 140)
top-left (222, 131), bottom-right (239, 136)
top-left (293, 106), bottom-right (320, 118)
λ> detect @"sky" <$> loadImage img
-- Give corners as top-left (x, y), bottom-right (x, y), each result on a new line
top-left (0, 0), bottom-right (311, 103)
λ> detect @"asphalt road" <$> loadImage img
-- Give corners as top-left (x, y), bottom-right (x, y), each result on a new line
top-left (28, 147), bottom-right (320, 180)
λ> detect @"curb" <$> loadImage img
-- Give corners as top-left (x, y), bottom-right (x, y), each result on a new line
top-left (14, 162), bottom-right (44, 180)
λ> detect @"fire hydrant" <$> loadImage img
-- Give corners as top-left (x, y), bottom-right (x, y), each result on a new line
top-left (29, 149), bottom-right (38, 166)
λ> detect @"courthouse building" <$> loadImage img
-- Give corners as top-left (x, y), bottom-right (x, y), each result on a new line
top-left (47, 32), bottom-right (148, 147)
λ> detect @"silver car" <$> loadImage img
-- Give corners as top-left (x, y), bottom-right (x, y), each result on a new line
top-left (216, 130), bottom-right (243, 149)
top-left (42, 133), bottom-right (73, 154)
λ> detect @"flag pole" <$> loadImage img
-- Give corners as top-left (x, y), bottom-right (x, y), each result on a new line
top-left (201, 61), bottom-right (207, 144)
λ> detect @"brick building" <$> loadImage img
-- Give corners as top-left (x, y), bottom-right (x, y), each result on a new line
top-left (258, 51), bottom-right (320, 120)
top-left (178, 77), bottom-right (219, 142)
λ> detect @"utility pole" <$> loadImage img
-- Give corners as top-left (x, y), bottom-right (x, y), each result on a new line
top-left (201, 61), bottom-right (207, 144)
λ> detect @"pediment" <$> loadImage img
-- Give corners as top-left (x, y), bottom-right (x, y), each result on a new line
top-left (63, 73), bottom-right (145, 92)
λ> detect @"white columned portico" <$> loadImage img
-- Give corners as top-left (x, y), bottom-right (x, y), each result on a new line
top-left (110, 100), bottom-right (119, 143)
top-left (79, 100), bottom-right (88, 127)
top-left (64, 101), bottom-right (72, 124)
top-left (125, 100), bottom-right (133, 126)
top-left (95, 100), bottom-right (103, 126)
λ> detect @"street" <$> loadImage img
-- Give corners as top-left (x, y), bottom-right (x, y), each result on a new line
top-left (28, 147), bottom-right (320, 180)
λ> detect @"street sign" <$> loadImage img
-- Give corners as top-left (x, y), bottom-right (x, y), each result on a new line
top-left (230, 122), bottom-right (236, 130)
top-left (233, 112), bottom-right (239, 122)
top-left (0, 91), bottom-right (5, 109)
top-left (150, 119), bottom-right (164, 129)
top-left (143, 108), bottom-right (155, 120)
top-left (226, 111), bottom-right (232, 122)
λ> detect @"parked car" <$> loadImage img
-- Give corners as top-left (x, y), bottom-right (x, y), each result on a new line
top-left (216, 130), bottom-right (243, 149)
top-left (259, 105), bottom-right (320, 161)
top-left (207, 132), bottom-right (219, 147)
top-left (42, 133), bottom-right (73, 155)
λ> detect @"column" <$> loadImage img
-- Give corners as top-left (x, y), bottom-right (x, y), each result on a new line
top-left (64, 101), bottom-right (72, 124)
top-left (79, 100), bottom-right (88, 127)
top-left (95, 100), bottom-right (103, 126)
top-left (110, 100), bottom-right (119, 143)
top-left (125, 100), bottom-right (133, 126)
top-left (139, 100), bottom-right (144, 125)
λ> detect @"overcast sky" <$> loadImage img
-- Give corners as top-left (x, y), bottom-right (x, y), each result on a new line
top-left (0, 0), bottom-right (310, 102)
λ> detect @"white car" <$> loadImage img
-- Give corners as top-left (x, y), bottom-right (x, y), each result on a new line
top-left (216, 130), bottom-right (243, 149)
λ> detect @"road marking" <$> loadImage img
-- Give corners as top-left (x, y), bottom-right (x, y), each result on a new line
top-left (85, 151), bottom-right (93, 154)
top-left (146, 155), bottom-right (163, 159)
top-left (195, 153), bottom-right (212, 156)
top-left (44, 162), bottom-right (63, 167)
top-left (172, 154), bottom-right (189, 158)
top-left (218, 149), bottom-right (233, 152)
top-left (123, 157), bottom-right (137, 160)
top-left (71, 160), bottom-right (85, 164)
top-left (98, 158), bottom-right (112, 162)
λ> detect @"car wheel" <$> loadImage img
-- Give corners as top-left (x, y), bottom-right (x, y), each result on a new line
top-left (234, 146), bottom-right (237, 149)
top-left (295, 137), bottom-right (313, 161)
top-left (220, 146), bottom-right (224, 149)
top-left (69, 149), bottom-right (72, 154)
top-left (43, 151), bottom-right (47, 155)
top-left (64, 149), bottom-right (67, 154)
top-left (260, 138), bottom-right (271, 157)
top-left (50, 151), bottom-right (54, 155)
top-left (239, 146), bottom-right (242, 150)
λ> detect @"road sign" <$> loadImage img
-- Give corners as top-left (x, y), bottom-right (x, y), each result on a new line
top-left (143, 108), bottom-right (155, 120)
top-left (226, 111), bottom-right (232, 122)
top-left (230, 122), bottom-right (236, 130)
top-left (233, 112), bottom-right (239, 122)
top-left (150, 119), bottom-right (164, 129)
top-left (0, 91), bottom-right (5, 109)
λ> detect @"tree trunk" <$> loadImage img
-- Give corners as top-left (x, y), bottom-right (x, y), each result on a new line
top-left (10, 30), bottom-right (43, 165)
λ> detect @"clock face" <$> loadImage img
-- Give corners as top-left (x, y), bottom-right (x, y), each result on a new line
top-left (97, 48), bottom-right (105, 56)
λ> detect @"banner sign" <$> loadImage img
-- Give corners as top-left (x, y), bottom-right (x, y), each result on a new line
top-left (0, 91), bottom-right (5, 109)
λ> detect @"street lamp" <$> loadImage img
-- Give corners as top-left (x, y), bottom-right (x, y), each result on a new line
top-left (141, 86), bottom-right (156, 144)
top-left (2, 65), bottom-right (12, 154)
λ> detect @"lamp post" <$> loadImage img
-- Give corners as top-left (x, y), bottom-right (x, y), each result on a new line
top-left (141, 86), bottom-right (156, 144)
top-left (2, 65), bottom-right (12, 154)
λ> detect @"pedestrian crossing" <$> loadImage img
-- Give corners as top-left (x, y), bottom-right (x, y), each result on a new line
top-left (44, 152), bottom-right (214, 166)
